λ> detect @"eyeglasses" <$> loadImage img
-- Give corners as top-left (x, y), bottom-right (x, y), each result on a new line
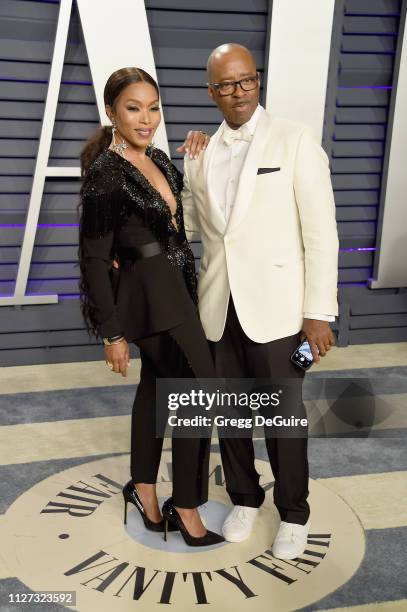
top-left (207, 73), bottom-right (259, 97)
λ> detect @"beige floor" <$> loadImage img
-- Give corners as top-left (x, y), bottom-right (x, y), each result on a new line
top-left (1, 342), bottom-right (406, 395)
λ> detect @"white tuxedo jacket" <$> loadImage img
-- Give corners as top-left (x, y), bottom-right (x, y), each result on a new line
top-left (181, 110), bottom-right (339, 343)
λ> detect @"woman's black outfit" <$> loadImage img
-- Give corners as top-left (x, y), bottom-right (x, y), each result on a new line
top-left (79, 147), bottom-right (215, 508)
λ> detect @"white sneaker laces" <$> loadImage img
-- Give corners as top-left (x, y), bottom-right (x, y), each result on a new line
top-left (235, 507), bottom-right (248, 524)
top-left (278, 521), bottom-right (306, 542)
top-left (227, 506), bottom-right (255, 525)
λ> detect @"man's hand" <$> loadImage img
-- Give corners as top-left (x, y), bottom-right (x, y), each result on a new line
top-left (300, 319), bottom-right (335, 363)
top-left (176, 130), bottom-right (210, 160)
top-left (105, 339), bottom-right (130, 377)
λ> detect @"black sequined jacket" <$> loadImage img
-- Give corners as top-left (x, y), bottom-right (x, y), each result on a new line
top-left (79, 147), bottom-right (198, 340)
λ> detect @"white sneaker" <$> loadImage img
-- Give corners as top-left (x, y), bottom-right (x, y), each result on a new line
top-left (222, 505), bottom-right (259, 542)
top-left (271, 519), bottom-right (310, 560)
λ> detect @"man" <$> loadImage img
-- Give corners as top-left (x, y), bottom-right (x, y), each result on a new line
top-left (181, 43), bottom-right (339, 559)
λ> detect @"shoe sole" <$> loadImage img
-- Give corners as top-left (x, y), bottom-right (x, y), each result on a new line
top-left (222, 530), bottom-right (252, 542)
top-left (271, 548), bottom-right (306, 560)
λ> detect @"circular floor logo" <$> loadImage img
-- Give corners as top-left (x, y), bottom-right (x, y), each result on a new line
top-left (1, 453), bottom-right (365, 611)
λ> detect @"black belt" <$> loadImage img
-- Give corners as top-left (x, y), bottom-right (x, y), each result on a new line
top-left (118, 243), bottom-right (162, 260)
top-left (117, 236), bottom-right (183, 267)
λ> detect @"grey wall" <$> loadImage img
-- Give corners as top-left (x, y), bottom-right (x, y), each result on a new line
top-left (0, 0), bottom-right (405, 366)
top-left (322, 0), bottom-right (407, 345)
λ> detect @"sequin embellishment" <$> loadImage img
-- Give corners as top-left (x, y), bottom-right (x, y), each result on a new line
top-left (79, 146), bottom-right (197, 305)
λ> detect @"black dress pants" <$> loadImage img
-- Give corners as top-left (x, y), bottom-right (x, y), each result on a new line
top-left (209, 295), bottom-right (310, 525)
top-left (130, 313), bottom-right (216, 509)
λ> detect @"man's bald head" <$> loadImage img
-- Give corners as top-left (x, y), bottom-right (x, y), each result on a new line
top-left (207, 43), bottom-right (257, 81)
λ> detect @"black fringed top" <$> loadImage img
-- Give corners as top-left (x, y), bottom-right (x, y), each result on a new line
top-left (78, 146), bottom-right (198, 340)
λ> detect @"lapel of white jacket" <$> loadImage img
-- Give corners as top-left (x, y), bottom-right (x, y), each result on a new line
top-left (226, 110), bottom-right (274, 234)
top-left (203, 122), bottom-right (228, 235)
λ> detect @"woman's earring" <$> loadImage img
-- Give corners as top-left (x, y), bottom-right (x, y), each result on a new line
top-left (111, 121), bottom-right (128, 158)
top-left (146, 140), bottom-right (155, 156)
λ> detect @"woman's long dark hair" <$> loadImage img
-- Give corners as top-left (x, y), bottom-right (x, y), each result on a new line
top-left (79, 67), bottom-right (160, 338)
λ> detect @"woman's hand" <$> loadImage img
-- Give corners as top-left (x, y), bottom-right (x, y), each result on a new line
top-left (105, 339), bottom-right (130, 377)
top-left (176, 130), bottom-right (210, 160)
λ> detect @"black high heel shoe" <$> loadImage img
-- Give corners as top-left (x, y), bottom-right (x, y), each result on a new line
top-left (162, 498), bottom-right (225, 547)
top-left (122, 481), bottom-right (178, 532)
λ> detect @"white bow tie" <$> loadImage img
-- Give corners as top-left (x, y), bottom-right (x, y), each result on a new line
top-left (222, 124), bottom-right (252, 147)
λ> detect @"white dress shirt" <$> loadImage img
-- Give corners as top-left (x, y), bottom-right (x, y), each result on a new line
top-left (210, 104), bottom-right (335, 323)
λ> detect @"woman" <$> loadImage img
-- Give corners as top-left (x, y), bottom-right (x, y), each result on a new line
top-left (79, 67), bottom-right (223, 547)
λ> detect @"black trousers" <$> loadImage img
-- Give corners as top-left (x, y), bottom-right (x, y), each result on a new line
top-left (130, 314), bottom-right (216, 509)
top-left (209, 295), bottom-right (310, 525)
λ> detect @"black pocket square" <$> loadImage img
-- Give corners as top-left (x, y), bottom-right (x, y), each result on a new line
top-left (257, 167), bottom-right (281, 174)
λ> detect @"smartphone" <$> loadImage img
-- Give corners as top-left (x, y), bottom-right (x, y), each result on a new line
top-left (290, 339), bottom-right (318, 371)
